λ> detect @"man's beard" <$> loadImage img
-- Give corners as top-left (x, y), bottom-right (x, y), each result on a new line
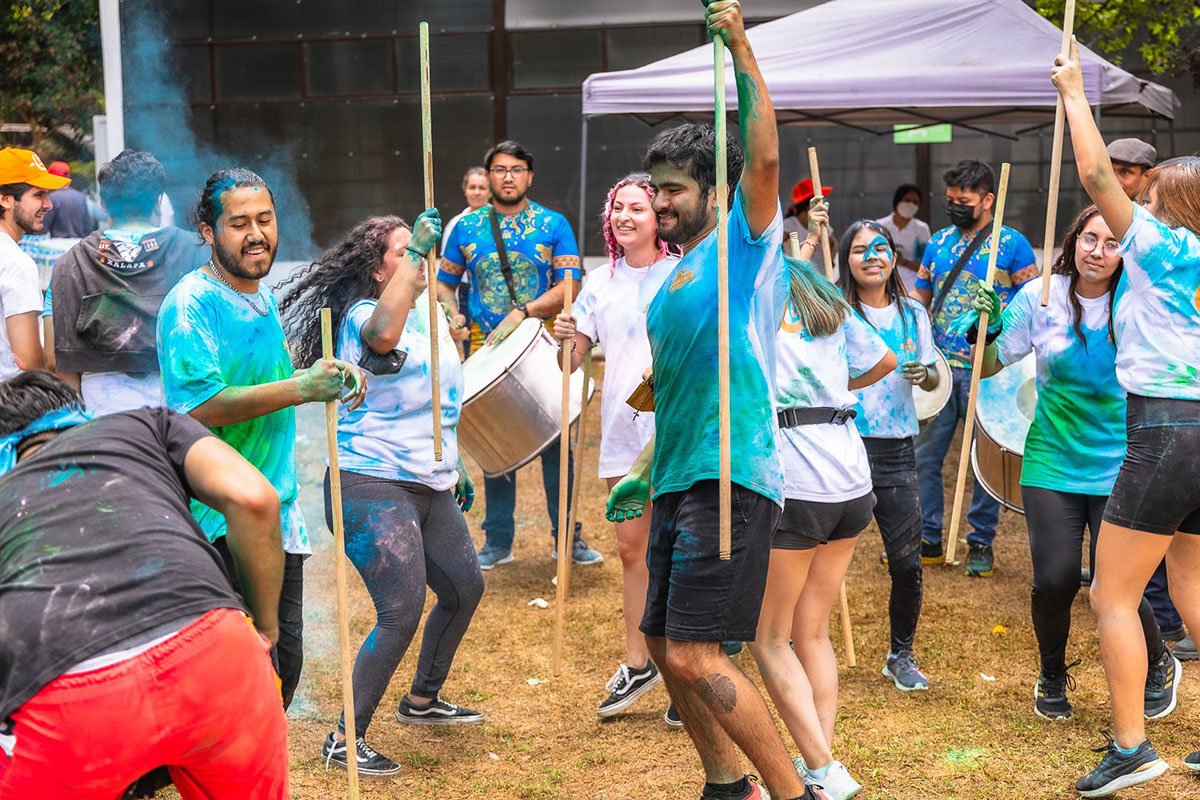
top-left (657, 201), bottom-right (711, 245)
top-left (14, 203), bottom-right (43, 235)
top-left (213, 237), bottom-right (275, 280)
top-left (492, 184), bottom-right (527, 207)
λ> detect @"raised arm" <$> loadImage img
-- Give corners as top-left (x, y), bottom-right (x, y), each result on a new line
top-left (361, 209), bottom-right (441, 354)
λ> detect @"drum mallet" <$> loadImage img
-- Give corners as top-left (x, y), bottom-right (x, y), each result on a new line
top-left (563, 345), bottom-right (594, 599)
top-left (838, 581), bottom-right (856, 668)
top-left (714, 27), bottom-right (732, 562)
top-left (808, 147), bottom-right (835, 282)
top-left (945, 163), bottom-right (1011, 566)
top-left (420, 22), bottom-right (443, 461)
top-left (320, 307), bottom-right (361, 798)
top-left (1039, 0), bottom-right (1076, 308)
top-left (553, 278), bottom-right (576, 676)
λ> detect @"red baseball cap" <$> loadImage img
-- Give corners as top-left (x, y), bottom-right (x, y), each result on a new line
top-left (791, 178), bottom-right (833, 205)
top-left (0, 148), bottom-right (71, 189)
top-left (48, 161), bottom-right (70, 177)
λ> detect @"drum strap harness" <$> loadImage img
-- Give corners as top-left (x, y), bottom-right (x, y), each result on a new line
top-left (777, 406), bottom-right (857, 428)
top-left (930, 229), bottom-right (988, 320)
top-left (488, 209), bottom-right (524, 313)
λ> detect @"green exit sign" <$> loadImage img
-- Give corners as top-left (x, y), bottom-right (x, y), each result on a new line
top-left (893, 124), bottom-right (953, 144)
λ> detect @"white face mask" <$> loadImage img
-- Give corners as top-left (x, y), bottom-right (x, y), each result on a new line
top-left (896, 200), bottom-right (919, 220)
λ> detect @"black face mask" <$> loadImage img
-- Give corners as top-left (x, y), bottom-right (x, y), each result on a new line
top-left (946, 200), bottom-right (979, 229)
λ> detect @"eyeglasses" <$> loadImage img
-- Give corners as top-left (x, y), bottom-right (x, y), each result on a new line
top-left (489, 166), bottom-right (528, 178)
top-left (1078, 232), bottom-right (1120, 256)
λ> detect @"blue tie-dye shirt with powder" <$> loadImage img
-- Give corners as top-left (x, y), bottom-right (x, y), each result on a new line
top-left (334, 296), bottom-right (462, 491)
top-left (1112, 204), bottom-right (1200, 399)
top-left (645, 189), bottom-right (788, 505)
top-left (851, 298), bottom-right (937, 439)
top-left (995, 275), bottom-right (1125, 495)
top-left (157, 269), bottom-right (308, 554)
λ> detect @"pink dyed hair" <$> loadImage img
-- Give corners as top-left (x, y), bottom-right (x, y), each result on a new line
top-left (601, 172), bottom-right (672, 276)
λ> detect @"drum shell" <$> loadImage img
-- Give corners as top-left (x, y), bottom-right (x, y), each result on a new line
top-left (970, 427), bottom-right (1024, 514)
top-left (969, 353), bottom-right (1037, 515)
top-left (914, 348), bottom-right (952, 427)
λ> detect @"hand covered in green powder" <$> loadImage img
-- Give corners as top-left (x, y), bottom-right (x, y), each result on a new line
top-left (972, 282), bottom-right (1002, 328)
top-left (409, 208), bottom-right (443, 258)
top-left (455, 463), bottom-right (474, 512)
top-left (484, 308), bottom-right (526, 347)
top-left (296, 359), bottom-right (367, 409)
top-left (606, 473), bottom-right (651, 523)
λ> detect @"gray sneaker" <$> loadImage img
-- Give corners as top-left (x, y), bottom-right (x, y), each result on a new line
top-left (1173, 634), bottom-right (1198, 661)
top-left (882, 650), bottom-right (929, 691)
top-left (552, 536), bottom-right (604, 566)
top-left (477, 546), bottom-right (514, 571)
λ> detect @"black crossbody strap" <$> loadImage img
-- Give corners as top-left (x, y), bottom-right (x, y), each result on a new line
top-left (930, 230), bottom-right (988, 320)
top-left (488, 208), bottom-right (521, 309)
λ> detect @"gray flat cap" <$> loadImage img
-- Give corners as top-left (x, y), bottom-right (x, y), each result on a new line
top-left (1107, 138), bottom-right (1157, 168)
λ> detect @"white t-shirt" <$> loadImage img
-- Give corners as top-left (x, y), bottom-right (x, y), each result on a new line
top-left (851, 298), bottom-right (937, 439)
top-left (80, 372), bottom-right (166, 416)
top-left (574, 254), bottom-right (678, 477)
top-left (775, 306), bottom-right (890, 501)
top-left (0, 234), bottom-right (42, 380)
top-left (875, 214), bottom-right (931, 294)
top-left (1112, 204), bottom-right (1200, 399)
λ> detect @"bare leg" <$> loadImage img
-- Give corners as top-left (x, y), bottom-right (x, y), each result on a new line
top-left (1165, 534), bottom-right (1200, 649)
top-left (608, 476), bottom-right (651, 668)
top-left (1090, 522), bottom-right (1171, 749)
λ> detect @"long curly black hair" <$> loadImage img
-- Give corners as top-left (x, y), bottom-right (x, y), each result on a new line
top-left (278, 215), bottom-right (409, 368)
top-left (1051, 204), bottom-right (1123, 349)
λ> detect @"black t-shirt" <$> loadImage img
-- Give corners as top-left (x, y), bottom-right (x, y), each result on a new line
top-left (0, 408), bottom-right (243, 720)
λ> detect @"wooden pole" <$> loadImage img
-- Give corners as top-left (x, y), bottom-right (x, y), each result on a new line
top-left (552, 279), bottom-right (575, 675)
top-left (838, 581), bottom-right (856, 668)
top-left (321, 308), bottom-right (360, 798)
top-left (1039, 0), bottom-right (1077, 307)
top-left (945, 163), bottom-right (1011, 565)
top-left (787, 230), bottom-right (802, 259)
top-left (714, 36), bottom-right (732, 561)
top-left (563, 346), bottom-right (593, 599)
top-left (420, 21), bottom-right (443, 461)
top-left (807, 147), bottom-right (835, 282)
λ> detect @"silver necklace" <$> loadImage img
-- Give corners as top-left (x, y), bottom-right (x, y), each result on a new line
top-left (207, 262), bottom-right (269, 317)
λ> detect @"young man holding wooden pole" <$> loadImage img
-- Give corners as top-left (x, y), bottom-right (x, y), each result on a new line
top-left (605, 3), bottom-right (813, 798)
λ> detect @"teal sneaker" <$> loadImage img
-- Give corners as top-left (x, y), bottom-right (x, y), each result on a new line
top-left (477, 546), bottom-right (514, 571)
top-left (965, 544), bottom-right (994, 577)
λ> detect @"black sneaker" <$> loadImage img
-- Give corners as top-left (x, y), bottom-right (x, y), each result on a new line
top-left (1034, 661), bottom-right (1078, 721)
top-left (1173, 634), bottom-right (1198, 661)
top-left (321, 732), bottom-right (402, 777)
top-left (920, 540), bottom-right (944, 565)
top-left (664, 703), bottom-right (684, 729)
top-left (396, 695), bottom-right (484, 726)
top-left (1075, 733), bottom-right (1167, 797)
top-left (965, 543), bottom-right (994, 577)
top-left (597, 661), bottom-right (663, 718)
top-left (1185, 751), bottom-right (1200, 771)
top-left (698, 773), bottom-right (769, 799)
top-left (1144, 649), bottom-right (1181, 720)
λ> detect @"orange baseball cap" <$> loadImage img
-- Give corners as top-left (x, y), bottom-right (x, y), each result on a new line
top-left (790, 178), bottom-right (833, 205)
top-left (0, 148), bottom-right (71, 189)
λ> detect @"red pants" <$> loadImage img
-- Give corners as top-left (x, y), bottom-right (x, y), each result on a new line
top-left (0, 608), bottom-right (289, 800)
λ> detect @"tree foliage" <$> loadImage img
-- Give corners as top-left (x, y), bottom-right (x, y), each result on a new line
top-left (1036, 0), bottom-right (1200, 88)
top-left (0, 2), bottom-right (102, 153)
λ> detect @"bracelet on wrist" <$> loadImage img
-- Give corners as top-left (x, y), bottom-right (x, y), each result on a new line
top-left (405, 245), bottom-right (427, 260)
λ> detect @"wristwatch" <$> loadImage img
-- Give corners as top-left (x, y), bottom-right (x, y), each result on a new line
top-left (515, 303), bottom-right (530, 318)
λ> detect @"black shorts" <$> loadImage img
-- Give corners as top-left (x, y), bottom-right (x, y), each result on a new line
top-left (1104, 395), bottom-right (1200, 536)
top-left (640, 480), bottom-right (781, 643)
top-left (773, 492), bottom-right (876, 550)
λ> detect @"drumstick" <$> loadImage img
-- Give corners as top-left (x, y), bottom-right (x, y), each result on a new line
top-left (321, 308), bottom-right (360, 798)
top-left (808, 147), bottom-right (835, 282)
top-left (838, 581), bottom-right (856, 668)
top-left (715, 33), bottom-right (732, 562)
top-left (945, 163), bottom-right (1011, 566)
top-left (1039, 0), bottom-right (1076, 307)
top-left (552, 278), bottom-right (575, 675)
top-left (563, 346), bottom-right (594, 599)
top-left (420, 22), bottom-right (443, 461)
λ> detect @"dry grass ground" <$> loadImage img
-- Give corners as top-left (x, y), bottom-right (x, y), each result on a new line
top-left (281, 381), bottom-right (1200, 800)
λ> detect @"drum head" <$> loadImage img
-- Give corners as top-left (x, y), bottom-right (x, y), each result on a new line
top-left (976, 352), bottom-right (1037, 454)
top-left (914, 349), bottom-right (952, 423)
top-left (462, 318), bottom-right (544, 400)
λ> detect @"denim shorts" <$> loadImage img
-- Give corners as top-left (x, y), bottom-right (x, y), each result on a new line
top-left (1103, 395), bottom-right (1200, 535)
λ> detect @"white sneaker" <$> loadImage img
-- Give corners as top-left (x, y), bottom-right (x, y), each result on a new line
top-left (803, 760), bottom-right (861, 800)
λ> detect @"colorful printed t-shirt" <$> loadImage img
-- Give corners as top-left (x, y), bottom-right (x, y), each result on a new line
top-left (1112, 204), bottom-right (1200, 399)
top-left (335, 295), bottom-right (462, 491)
top-left (157, 269), bottom-right (308, 554)
top-left (916, 224), bottom-right (1037, 368)
top-left (995, 275), bottom-right (1125, 494)
top-left (574, 254), bottom-right (677, 478)
top-left (645, 189), bottom-right (788, 505)
top-left (852, 298), bottom-right (937, 439)
top-left (438, 201), bottom-right (581, 333)
top-left (777, 308), bottom-right (890, 501)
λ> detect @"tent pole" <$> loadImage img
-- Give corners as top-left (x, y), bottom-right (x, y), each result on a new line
top-left (577, 115), bottom-right (589, 257)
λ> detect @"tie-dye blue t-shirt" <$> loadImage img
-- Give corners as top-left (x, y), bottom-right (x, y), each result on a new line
top-left (334, 296), bottom-right (462, 491)
top-left (157, 269), bottom-right (308, 554)
top-left (995, 275), bottom-right (1125, 495)
top-left (851, 298), bottom-right (937, 439)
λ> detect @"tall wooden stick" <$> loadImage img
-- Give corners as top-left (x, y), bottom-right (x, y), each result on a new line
top-left (945, 163), bottom-right (1011, 565)
top-left (838, 581), bottom-right (856, 668)
top-left (714, 35), bottom-right (732, 561)
top-left (321, 308), bottom-right (360, 798)
top-left (420, 22), bottom-right (443, 461)
top-left (787, 230), bottom-right (802, 259)
top-left (1039, 0), bottom-right (1077, 307)
top-left (563, 347), bottom-right (594, 599)
top-left (807, 147), bottom-right (835, 282)
top-left (552, 279), bottom-right (576, 675)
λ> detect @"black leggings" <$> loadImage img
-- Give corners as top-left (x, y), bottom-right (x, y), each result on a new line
top-left (324, 469), bottom-right (484, 736)
top-left (1022, 485), bottom-right (1163, 674)
top-left (863, 437), bottom-right (924, 654)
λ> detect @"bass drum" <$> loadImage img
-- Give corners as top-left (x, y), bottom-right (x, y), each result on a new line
top-left (913, 348), bottom-right (952, 426)
top-left (971, 352), bottom-right (1037, 514)
top-left (458, 318), bottom-right (595, 478)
